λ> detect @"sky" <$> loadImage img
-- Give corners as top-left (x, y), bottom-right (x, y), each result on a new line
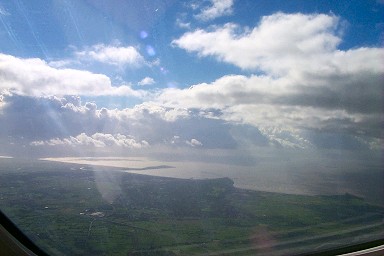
top-left (0, 0), bottom-right (383, 174)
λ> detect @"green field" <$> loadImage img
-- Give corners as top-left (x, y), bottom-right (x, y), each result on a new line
top-left (0, 158), bottom-right (383, 255)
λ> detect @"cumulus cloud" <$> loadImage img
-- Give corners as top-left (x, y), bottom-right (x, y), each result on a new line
top-left (31, 133), bottom-right (149, 149)
top-left (0, 94), bottom-right (226, 144)
top-left (1, 12), bottom-right (382, 156)
top-left (138, 77), bottom-right (155, 86)
top-left (173, 13), bottom-right (345, 74)
top-left (195, 0), bottom-right (234, 21)
top-left (75, 44), bottom-right (145, 66)
top-left (156, 71), bottom-right (382, 130)
top-left (167, 13), bottom-right (384, 143)
top-left (176, 18), bottom-right (191, 29)
top-left (0, 93), bottom-right (259, 154)
top-left (186, 138), bottom-right (203, 147)
top-left (0, 91), bottom-right (378, 157)
top-left (0, 53), bottom-right (146, 97)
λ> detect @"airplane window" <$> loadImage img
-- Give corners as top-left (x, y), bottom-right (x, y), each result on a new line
top-left (0, 0), bottom-right (383, 255)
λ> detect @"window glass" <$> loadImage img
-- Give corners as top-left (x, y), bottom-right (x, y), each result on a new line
top-left (0, 0), bottom-right (383, 255)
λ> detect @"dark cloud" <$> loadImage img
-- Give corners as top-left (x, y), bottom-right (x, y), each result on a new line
top-left (290, 71), bottom-right (384, 114)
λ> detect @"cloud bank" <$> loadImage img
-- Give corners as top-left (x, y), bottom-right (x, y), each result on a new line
top-left (31, 133), bottom-right (149, 149)
top-left (0, 12), bottom-right (382, 159)
top-left (167, 12), bottom-right (383, 143)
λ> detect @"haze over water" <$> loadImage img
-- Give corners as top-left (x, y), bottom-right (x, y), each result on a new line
top-left (44, 156), bottom-right (384, 206)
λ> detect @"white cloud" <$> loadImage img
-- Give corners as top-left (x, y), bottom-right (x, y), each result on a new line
top-left (0, 5), bottom-right (10, 16)
top-left (186, 138), bottom-right (203, 147)
top-left (0, 94), bottom-right (4, 110)
top-left (75, 44), bottom-right (145, 66)
top-left (164, 13), bottom-right (384, 147)
top-left (118, 102), bottom-right (190, 122)
top-left (48, 59), bottom-right (77, 68)
top-left (176, 18), bottom-right (191, 29)
top-left (0, 94), bottom-right (193, 142)
top-left (31, 133), bottom-right (149, 149)
top-left (0, 53), bottom-right (146, 97)
top-left (259, 127), bottom-right (312, 149)
top-left (156, 70), bottom-right (382, 141)
top-left (0, 91), bottom-right (379, 156)
top-left (195, 0), bottom-right (234, 21)
top-left (138, 77), bottom-right (155, 86)
top-left (1, 12), bottom-right (383, 155)
top-left (171, 135), bottom-right (180, 144)
top-left (173, 13), bottom-right (346, 74)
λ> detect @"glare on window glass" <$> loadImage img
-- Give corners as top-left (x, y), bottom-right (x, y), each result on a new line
top-left (0, 0), bottom-right (383, 255)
